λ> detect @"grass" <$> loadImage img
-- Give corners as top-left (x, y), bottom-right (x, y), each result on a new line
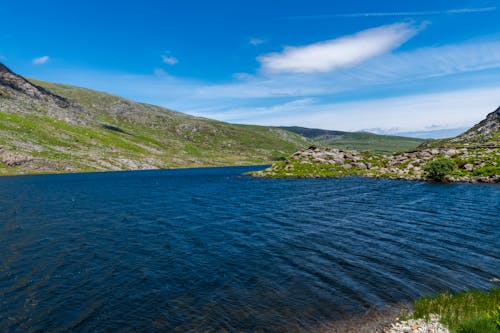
top-left (0, 79), bottom-right (315, 175)
top-left (413, 289), bottom-right (500, 333)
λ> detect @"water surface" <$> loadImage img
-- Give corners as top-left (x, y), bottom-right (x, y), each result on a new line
top-left (1, 167), bottom-right (499, 332)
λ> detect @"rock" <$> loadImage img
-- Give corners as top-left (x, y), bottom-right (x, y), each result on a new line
top-left (0, 152), bottom-right (33, 167)
top-left (354, 162), bottom-right (367, 170)
top-left (0, 62), bottom-right (70, 107)
top-left (445, 149), bottom-right (459, 157)
top-left (385, 314), bottom-right (450, 333)
top-left (464, 163), bottom-right (474, 171)
top-left (342, 164), bottom-right (352, 169)
top-left (431, 149), bottom-right (440, 155)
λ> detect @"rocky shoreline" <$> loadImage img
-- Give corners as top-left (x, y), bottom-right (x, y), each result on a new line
top-left (251, 145), bottom-right (499, 183)
top-left (385, 314), bottom-right (450, 333)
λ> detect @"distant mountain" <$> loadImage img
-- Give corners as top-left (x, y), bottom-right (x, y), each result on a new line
top-left (0, 62), bottom-right (312, 175)
top-left (378, 128), bottom-right (469, 140)
top-left (280, 126), bottom-right (426, 153)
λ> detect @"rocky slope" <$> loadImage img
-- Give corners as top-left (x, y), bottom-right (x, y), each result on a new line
top-left (0, 62), bottom-right (314, 175)
top-left (252, 107), bottom-right (500, 183)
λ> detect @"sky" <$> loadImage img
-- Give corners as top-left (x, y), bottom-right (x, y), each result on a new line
top-left (1, 0), bottom-right (500, 138)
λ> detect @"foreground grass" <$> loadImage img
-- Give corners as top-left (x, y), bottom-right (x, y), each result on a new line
top-left (413, 289), bottom-right (500, 332)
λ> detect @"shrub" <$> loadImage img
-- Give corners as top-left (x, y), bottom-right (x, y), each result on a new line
top-left (425, 158), bottom-right (454, 181)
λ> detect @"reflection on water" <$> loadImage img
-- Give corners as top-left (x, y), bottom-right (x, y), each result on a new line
top-left (0, 167), bottom-right (499, 332)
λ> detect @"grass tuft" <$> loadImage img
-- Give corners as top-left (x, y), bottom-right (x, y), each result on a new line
top-left (413, 289), bottom-right (500, 333)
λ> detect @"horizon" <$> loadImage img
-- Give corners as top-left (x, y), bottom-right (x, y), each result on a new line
top-left (2, 0), bottom-right (500, 138)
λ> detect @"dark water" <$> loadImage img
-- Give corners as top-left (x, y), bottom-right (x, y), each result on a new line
top-left (1, 166), bottom-right (499, 332)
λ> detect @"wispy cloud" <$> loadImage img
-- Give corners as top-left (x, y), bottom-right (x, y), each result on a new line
top-left (283, 6), bottom-right (496, 20)
top-left (221, 87), bottom-right (500, 133)
top-left (30, 33), bottom-right (500, 133)
top-left (258, 23), bottom-right (418, 73)
top-left (249, 38), bottom-right (265, 46)
top-left (161, 54), bottom-right (178, 65)
top-left (32, 55), bottom-right (50, 65)
top-left (153, 68), bottom-right (168, 77)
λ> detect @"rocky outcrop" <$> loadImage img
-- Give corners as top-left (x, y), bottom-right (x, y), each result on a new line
top-left (0, 62), bottom-right (70, 107)
top-left (452, 106), bottom-right (500, 144)
top-left (252, 145), bottom-right (499, 183)
top-left (253, 107), bottom-right (500, 183)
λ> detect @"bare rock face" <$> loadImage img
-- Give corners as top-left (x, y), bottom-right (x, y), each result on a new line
top-left (0, 62), bottom-right (70, 108)
top-left (453, 106), bottom-right (500, 144)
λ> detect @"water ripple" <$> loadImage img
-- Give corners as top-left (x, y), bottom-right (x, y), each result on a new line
top-left (0, 167), bottom-right (498, 332)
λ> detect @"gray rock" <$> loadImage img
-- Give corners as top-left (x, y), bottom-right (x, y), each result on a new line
top-left (354, 162), bottom-right (367, 170)
top-left (464, 163), bottom-right (474, 171)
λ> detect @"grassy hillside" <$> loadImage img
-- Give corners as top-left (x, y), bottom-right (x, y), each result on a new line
top-left (280, 126), bottom-right (426, 153)
top-left (0, 78), bottom-right (312, 175)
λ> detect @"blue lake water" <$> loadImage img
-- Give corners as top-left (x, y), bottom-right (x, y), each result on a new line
top-left (0, 166), bottom-right (499, 332)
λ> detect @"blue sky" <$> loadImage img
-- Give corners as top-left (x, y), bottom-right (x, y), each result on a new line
top-left (1, 0), bottom-right (500, 137)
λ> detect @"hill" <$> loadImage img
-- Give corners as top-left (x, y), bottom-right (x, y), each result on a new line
top-left (420, 107), bottom-right (500, 148)
top-left (253, 107), bottom-right (500, 183)
top-left (0, 63), bottom-right (312, 175)
top-left (280, 126), bottom-right (426, 153)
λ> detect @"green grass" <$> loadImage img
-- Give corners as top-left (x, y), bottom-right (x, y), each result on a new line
top-left (0, 78), bottom-right (320, 175)
top-left (413, 289), bottom-right (500, 333)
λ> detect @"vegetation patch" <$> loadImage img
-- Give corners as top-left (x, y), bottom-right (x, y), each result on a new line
top-left (413, 289), bottom-right (500, 333)
top-left (425, 158), bottom-right (455, 181)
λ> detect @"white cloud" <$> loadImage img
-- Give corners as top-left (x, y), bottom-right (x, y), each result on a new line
top-left (31, 35), bottom-right (500, 134)
top-left (32, 55), bottom-right (50, 65)
top-left (258, 23), bottom-right (418, 73)
top-left (282, 7), bottom-right (496, 19)
top-left (161, 54), bottom-right (178, 65)
top-left (249, 38), bottom-right (265, 46)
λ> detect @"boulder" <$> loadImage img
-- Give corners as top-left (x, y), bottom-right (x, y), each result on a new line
top-left (354, 162), bottom-right (367, 170)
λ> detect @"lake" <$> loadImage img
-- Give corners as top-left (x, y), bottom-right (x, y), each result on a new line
top-left (0, 166), bottom-right (499, 332)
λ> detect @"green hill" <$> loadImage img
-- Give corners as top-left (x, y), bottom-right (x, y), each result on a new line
top-left (280, 126), bottom-right (426, 153)
top-left (0, 63), bottom-right (312, 175)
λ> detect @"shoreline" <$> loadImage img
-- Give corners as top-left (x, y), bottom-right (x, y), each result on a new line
top-left (250, 146), bottom-right (500, 184)
top-left (0, 163), bottom-right (271, 178)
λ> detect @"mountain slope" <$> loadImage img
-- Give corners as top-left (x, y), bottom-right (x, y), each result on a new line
top-left (254, 108), bottom-right (500, 183)
top-left (280, 126), bottom-right (426, 153)
top-left (421, 107), bottom-right (500, 148)
top-left (0, 63), bottom-right (312, 175)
